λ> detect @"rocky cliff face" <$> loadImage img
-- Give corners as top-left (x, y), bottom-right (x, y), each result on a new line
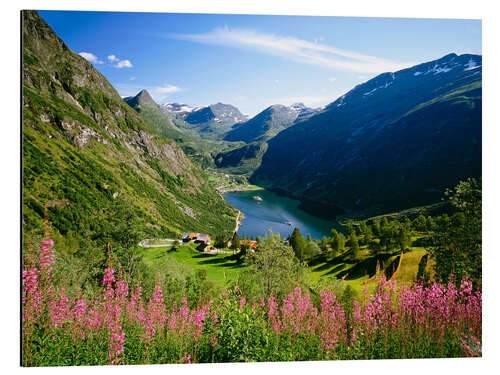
top-left (22, 10), bottom-right (237, 243)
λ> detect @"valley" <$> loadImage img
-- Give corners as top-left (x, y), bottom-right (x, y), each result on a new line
top-left (21, 10), bottom-right (483, 366)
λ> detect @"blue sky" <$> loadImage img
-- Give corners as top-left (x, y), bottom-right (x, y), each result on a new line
top-left (39, 10), bottom-right (481, 116)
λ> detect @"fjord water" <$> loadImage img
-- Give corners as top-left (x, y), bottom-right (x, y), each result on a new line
top-left (224, 189), bottom-right (341, 239)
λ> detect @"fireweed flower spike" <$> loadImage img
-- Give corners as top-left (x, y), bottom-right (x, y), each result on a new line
top-left (21, 239), bottom-right (482, 365)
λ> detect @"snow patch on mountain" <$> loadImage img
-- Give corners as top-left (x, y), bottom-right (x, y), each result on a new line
top-left (363, 79), bottom-right (394, 96)
top-left (336, 95), bottom-right (346, 107)
top-left (162, 102), bottom-right (194, 113)
top-left (464, 58), bottom-right (481, 71)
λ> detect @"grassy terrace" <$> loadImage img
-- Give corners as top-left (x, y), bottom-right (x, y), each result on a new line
top-left (138, 236), bottom-right (430, 295)
top-left (139, 241), bottom-right (248, 287)
top-left (308, 246), bottom-right (430, 295)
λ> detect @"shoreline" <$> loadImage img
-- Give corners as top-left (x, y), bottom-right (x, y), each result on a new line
top-left (219, 185), bottom-right (265, 194)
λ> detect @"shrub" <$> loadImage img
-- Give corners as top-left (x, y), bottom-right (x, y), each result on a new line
top-left (22, 238), bottom-right (482, 366)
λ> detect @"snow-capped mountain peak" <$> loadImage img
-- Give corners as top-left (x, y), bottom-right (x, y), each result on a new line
top-left (162, 102), bottom-right (194, 113)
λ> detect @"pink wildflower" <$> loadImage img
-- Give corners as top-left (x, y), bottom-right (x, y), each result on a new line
top-left (39, 239), bottom-right (55, 278)
top-left (211, 336), bottom-right (219, 347)
top-left (109, 330), bottom-right (125, 365)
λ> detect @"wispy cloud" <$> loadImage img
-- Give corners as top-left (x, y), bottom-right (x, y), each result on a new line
top-left (78, 52), bottom-right (133, 68)
top-left (116, 83), bottom-right (183, 102)
top-left (328, 77), bottom-right (337, 82)
top-left (78, 52), bottom-right (103, 64)
top-left (108, 54), bottom-right (133, 68)
top-left (168, 27), bottom-right (412, 73)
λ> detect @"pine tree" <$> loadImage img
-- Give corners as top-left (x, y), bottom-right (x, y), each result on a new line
top-left (365, 226), bottom-right (373, 243)
top-left (413, 214), bottom-right (427, 232)
top-left (336, 233), bottom-right (346, 253)
top-left (398, 227), bottom-right (411, 252)
top-left (403, 217), bottom-right (412, 232)
top-left (305, 241), bottom-right (321, 259)
top-left (350, 233), bottom-right (360, 259)
top-left (381, 217), bottom-right (390, 229)
top-left (231, 232), bottom-right (240, 251)
top-left (214, 234), bottom-right (226, 249)
top-left (320, 236), bottom-right (329, 253)
top-left (426, 216), bottom-right (435, 232)
top-left (329, 229), bottom-right (338, 250)
top-left (371, 239), bottom-right (381, 256)
top-left (371, 221), bottom-right (381, 237)
top-left (346, 221), bottom-right (355, 236)
top-left (359, 221), bottom-right (368, 236)
top-left (290, 228), bottom-right (307, 261)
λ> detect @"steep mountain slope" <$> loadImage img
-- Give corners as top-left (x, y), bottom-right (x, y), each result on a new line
top-left (124, 90), bottom-right (188, 141)
top-left (181, 103), bottom-right (247, 139)
top-left (214, 142), bottom-right (269, 175)
top-left (22, 10), bottom-right (237, 247)
top-left (252, 53), bottom-right (482, 217)
top-left (292, 103), bottom-right (322, 122)
top-left (215, 103), bottom-right (320, 174)
top-left (124, 90), bottom-right (243, 168)
top-left (224, 103), bottom-right (318, 143)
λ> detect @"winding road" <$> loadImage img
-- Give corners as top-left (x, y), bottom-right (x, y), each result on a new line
top-left (234, 210), bottom-right (241, 233)
top-left (138, 238), bottom-right (177, 248)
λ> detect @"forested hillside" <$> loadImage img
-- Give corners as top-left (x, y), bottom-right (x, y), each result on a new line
top-left (22, 10), bottom-right (237, 252)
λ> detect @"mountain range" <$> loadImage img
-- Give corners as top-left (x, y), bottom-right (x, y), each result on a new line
top-left (163, 102), bottom-right (248, 140)
top-left (23, 8), bottom-right (482, 234)
top-left (211, 102), bottom-right (320, 174)
top-left (124, 90), bottom-right (243, 168)
top-left (122, 53), bottom-right (481, 218)
top-left (251, 53), bottom-right (482, 217)
top-left (224, 103), bottom-right (320, 143)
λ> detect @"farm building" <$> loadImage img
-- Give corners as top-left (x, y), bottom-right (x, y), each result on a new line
top-left (203, 245), bottom-right (217, 252)
top-left (182, 232), bottom-right (211, 245)
top-left (196, 234), bottom-right (211, 245)
top-left (240, 240), bottom-right (258, 250)
top-left (182, 232), bottom-right (198, 242)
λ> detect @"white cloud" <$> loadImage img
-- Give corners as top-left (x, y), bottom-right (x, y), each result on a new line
top-left (129, 76), bottom-right (137, 81)
top-left (78, 52), bottom-right (103, 64)
top-left (78, 52), bottom-right (133, 68)
top-left (169, 27), bottom-right (412, 73)
top-left (154, 84), bottom-right (182, 95)
top-left (105, 54), bottom-right (134, 68)
top-left (116, 83), bottom-right (183, 102)
top-left (328, 77), bottom-right (337, 82)
top-left (115, 59), bottom-right (133, 68)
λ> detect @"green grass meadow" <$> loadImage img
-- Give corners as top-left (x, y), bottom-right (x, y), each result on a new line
top-left (139, 242), bottom-right (248, 286)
